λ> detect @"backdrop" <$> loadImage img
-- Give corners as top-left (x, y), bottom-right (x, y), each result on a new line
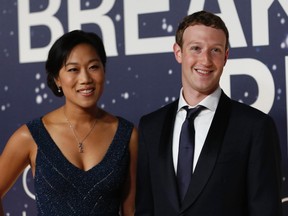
top-left (0, 0), bottom-right (287, 215)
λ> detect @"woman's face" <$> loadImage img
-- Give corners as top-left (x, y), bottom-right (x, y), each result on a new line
top-left (55, 43), bottom-right (105, 109)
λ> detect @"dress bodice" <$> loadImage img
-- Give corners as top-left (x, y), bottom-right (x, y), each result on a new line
top-left (26, 117), bottom-right (133, 216)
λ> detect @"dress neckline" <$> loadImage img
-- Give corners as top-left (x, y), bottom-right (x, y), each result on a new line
top-left (38, 117), bottom-right (122, 173)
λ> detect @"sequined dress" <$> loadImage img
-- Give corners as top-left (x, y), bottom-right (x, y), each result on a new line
top-left (26, 117), bottom-right (133, 216)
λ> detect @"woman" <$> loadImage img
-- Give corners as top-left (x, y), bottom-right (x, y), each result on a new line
top-left (0, 30), bottom-right (138, 215)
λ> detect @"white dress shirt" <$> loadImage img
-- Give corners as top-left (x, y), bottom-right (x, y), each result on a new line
top-left (173, 87), bottom-right (221, 173)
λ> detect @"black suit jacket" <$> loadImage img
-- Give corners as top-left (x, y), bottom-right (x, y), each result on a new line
top-left (135, 91), bottom-right (282, 216)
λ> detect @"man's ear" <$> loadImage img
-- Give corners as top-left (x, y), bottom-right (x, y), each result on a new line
top-left (173, 43), bottom-right (182, 64)
top-left (224, 49), bottom-right (229, 65)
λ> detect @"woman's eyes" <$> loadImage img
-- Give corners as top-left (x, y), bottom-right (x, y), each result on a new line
top-left (67, 67), bottom-right (78, 72)
top-left (89, 64), bottom-right (100, 70)
top-left (66, 64), bottom-right (100, 72)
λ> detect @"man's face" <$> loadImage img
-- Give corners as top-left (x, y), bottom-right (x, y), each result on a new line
top-left (174, 24), bottom-right (229, 100)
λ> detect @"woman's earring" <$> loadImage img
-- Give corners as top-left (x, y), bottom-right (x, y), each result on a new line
top-left (57, 86), bottom-right (62, 93)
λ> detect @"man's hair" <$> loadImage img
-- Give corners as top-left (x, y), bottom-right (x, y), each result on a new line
top-left (175, 11), bottom-right (229, 49)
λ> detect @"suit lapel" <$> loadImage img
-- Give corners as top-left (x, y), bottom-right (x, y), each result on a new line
top-left (181, 92), bottom-right (232, 212)
top-left (157, 101), bottom-right (181, 209)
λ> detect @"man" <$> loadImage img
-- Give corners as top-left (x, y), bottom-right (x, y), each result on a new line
top-left (135, 11), bottom-right (282, 216)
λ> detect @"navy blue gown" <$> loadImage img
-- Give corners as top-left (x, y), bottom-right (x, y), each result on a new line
top-left (26, 117), bottom-right (133, 216)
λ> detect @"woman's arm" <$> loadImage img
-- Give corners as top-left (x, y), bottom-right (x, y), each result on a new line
top-left (0, 125), bottom-right (35, 203)
top-left (121, 127), bottom-right (138, 216)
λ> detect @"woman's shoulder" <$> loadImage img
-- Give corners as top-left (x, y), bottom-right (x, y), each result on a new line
top-left (100, 109), bottom-right (136, 134)
top-left (41, 107), bottom-right (63, 125)
top-left (11, 124), bottom-right (34, 142)
top-left (3, 123), bottom-right (36, 162)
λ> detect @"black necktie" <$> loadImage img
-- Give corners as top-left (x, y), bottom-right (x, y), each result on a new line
top-left (177, 105), bottom-right (204, 202)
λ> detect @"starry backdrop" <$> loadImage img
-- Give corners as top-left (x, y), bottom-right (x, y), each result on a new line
top-left (0, 0), bottom-right (287, 215)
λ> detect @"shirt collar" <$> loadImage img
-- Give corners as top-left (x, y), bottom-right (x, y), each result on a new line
top-left (177, 87), bottom-right (221, 112)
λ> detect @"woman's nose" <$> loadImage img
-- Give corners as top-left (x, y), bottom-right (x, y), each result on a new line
top-left (79, 69), bottom-right (92, 83)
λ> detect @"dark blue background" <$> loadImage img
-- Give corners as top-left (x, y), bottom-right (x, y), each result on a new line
top-left (0, 0), bottom-right (287, 215)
